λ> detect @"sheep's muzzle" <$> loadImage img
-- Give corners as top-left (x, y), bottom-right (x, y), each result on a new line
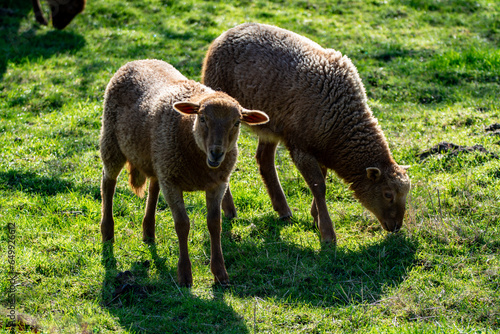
top-left (381, 218), bottom-right (403, 233)
top-left (207, 147), bottom-right (225, 168)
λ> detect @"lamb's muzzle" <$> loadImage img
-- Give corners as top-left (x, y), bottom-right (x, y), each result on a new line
top-left (207, 146), bottom-right (225, 168)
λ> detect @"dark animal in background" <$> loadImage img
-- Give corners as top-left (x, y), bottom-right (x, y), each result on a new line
top-left (31, 0), bottom-right (86, 29)
top-left (202, 23), bottom-right (411, 244)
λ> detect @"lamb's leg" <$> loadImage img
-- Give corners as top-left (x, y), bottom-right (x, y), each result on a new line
top-left (100, 133), bottom-right (126, 242)
top-left (206, 183), bottom-right (229, 285)
top-left (163, 185), bottom-right (192, 287)
top-left (100, 166), bottom-right (126, 242)
top-left (32, 0), bottom-right (48, 25)
top-left (255, 139), bottom-right (292, 219)
top-left (221, 185), bottom-right (237, 219)
top-left (290, 150), bottom-right (336, 244)
top-left (310, 165), bottom-right (328, 226)
top-left (142, 177), bottom-right (159, 243)
top-left (100, 170), bottom-right (117, 242)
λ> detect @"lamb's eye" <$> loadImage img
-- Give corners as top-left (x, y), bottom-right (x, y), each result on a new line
top-left (199, 116), bottom-right (206, 123)
top-left (234, 120), bottom-right (241, 127)
top-left (384, 191), bottom-right (393, 200)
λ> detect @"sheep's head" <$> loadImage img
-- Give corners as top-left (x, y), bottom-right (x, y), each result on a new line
top-left (174, 94), bottom-right (269, 169)
top-left (48, 0), bottom-right (86, 30)
top-left (353, 164), bottom-right (411, 232)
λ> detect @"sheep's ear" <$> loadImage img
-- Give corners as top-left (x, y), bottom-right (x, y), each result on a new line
top-left (173, 102), bottom-right (200, 115)
top-left (400, 165), bottom-right (411, 171)
top-left (241, 109), bottom-right (269, 125)
top-left (366, 167), bottom-right (381, 182)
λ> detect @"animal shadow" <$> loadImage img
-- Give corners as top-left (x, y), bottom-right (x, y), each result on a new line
top-left (101, 242), bottom-right (248, 333)
top-left (218, 214), bottom-right (418, 306)
top-left (0, 170), bottom-right (101, 199)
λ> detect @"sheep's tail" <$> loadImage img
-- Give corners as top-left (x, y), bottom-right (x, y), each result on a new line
top-left (126, 162), bottom-right (147, 198)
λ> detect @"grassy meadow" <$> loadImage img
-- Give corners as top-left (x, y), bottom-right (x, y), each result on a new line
top-left (1, 0), bottom-right (499, 332)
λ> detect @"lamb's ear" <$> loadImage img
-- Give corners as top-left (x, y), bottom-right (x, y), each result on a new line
top-left (400, 165), bottom-right (411, 171)
top-left (241, 109), bottom-right (269, 125)
top-left (366, 167), bottom-right (381, 182)
top-left (173, 102), bottom-right (200, 115)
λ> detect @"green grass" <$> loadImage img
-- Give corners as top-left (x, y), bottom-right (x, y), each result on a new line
top-left (1, 0), bottom-right (499, 332)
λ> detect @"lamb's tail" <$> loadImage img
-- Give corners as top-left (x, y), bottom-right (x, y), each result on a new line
top-left (126, 162), bottom-right (147, 198)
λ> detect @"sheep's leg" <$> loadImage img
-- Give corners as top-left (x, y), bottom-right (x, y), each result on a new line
top-left (163, 186), bottom-right (192, 287)
top-left (206, 183), bottom-right (229, 285)
top-left (100, 171), bottom-right (117, 242)
top-left (290, 150), bottom-right (336, 244)
top-left (142, 177), bottom-right (159, 243)
top-left (100, 133), bottom-right (127, 242)
top-left (32, 0), bottom-right (48, 25)
top-left (221, 185), bottom-right (237, 219)
top-left (310, 166), bottom-right (328, 226)
top-left (100, 168), bottom-right (124, 242)
top-left (255, 139), bottom-right (292, 219)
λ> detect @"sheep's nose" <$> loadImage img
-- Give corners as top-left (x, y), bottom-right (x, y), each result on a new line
top-left (207, 147), bottom-right (225, 168)
top-left (210, 149), bottom-right (224, 160)
top-left (383, 219), bottom-right (402, 233)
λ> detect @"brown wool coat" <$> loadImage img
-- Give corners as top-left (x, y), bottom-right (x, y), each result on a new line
top-left (99, 59), bottom-right (268, 286)
top-left (202, 23), bottom-right (410, 242)
top-left (101, 60), bottom-right (238, 194)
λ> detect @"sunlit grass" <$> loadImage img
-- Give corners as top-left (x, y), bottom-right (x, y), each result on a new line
top-left (0, 0), bottom-right (499, 332)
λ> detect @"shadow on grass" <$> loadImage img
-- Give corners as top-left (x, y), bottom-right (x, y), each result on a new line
top-left (97, 207), bottom-right (416, 332)
top-left (0, 0), bottom-right (85, 80)
top-left (101, 242), bottom-right (248, 333)
top-left (0, 170), bottom-right (74, 196)
top-left (219, 214), bottom-right (418, 306)
top-left (0, 169), bottom-right (102, 198)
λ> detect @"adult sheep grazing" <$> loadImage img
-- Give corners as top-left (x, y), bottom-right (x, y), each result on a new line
top-left (202, 23), bottom-right (411, 244)
top-left (32, 0), bottom-right (86, 30)
top-left (100, 59), bottom-right (269, 286)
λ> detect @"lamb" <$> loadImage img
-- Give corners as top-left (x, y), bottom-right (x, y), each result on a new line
top-left (99, 59), bottom-right (269, 286)
top-left (202, 23), bottom-right (411, 244)
top-left (32, 0), bottom-right (86, 30)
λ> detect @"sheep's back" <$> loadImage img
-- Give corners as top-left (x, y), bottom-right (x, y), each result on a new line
top-left (203, 23), bottom-right (376, 161)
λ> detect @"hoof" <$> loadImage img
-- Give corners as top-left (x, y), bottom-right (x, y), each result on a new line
top-left (215, 280), bottom-right (231, 288)
top-left (223, 210), bottom-right (237, 220)
top-left (100, 220), bottom-right (115, 242)
top-left (278, 213), bottom-right (293, 222)
top-left (178, 266), bottom-right (193, 287)
top-left (320, 239), bottom-right (337, 251)
top-left (142, 236), bottom-right (155, 244)
top-left (320, 234), bottom-right (337, 246)
top-left (212, 268), bottom-right (229, 286)
top-left (101, 235), bottom-right (114, 243)
top-left (178, 276), bottom-right (193, 288)
top-left (214, 276), bottom-right (230, 286)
